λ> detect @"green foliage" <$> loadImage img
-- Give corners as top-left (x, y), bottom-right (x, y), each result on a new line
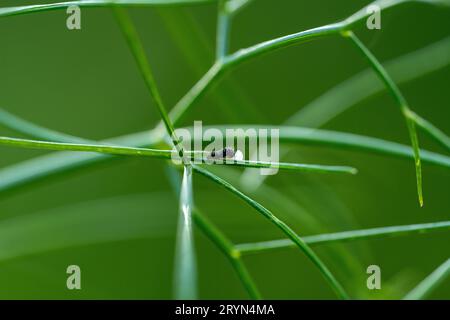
top-left (0, 0), bottom-right (448, 299)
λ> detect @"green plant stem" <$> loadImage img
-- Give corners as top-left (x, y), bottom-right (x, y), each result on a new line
top-left (193, 209), bottom-right (262, 299)
top-left (4, 0), bottom-right (440, 20)
top-left (204, 159), bottom-right (357, 174)
top-left (192, 164), bottom-right (350, 300)
top-left (114, 9), bottom-right (198, 298)
top-left (0, 136), bottom-right (174, 158)
top-left (216, 0), bottom-right (231, 59)
top-left (113, 8), bottom-right (181, 150)
top-left (407, 110), bottom-right (450, 151)
top-left (220, 0), bottom-right (448, 69)
top-left (0, 28), bottom-right (442, 190)
top-left (0, 0), bottom-right (216, 18)
top-left (225, 0), bottom-right (254, 15)
top-left (222, 23), bottom-right (344, 68)
top-left (0, 135), bottom-right (357, 174)
top-left (1, 124), bottom-right (450, 194)
top-left (235, 221), bottom-right (450, 255)
top-left (157, 61), bottom-right (224, 131)
top-left (343, 30), bottom-right (424, 207)
top-left (114, 6), bottom-right (201, 299)
top-left (1, 1), bottom-right (447, 135)
top-left (2, 109), bottom-right (449, 169)
top-left (3, 1), bottom-right (447, 155)
top-left (165, 165), bottom-right (261, 299)
top-left (286, 36), bottom-right (450, 128)
top-left (0, 109), bottom-right (89, 144)
top-left (403, 258), bottom-right (450, 300)
top-left (174, 166), bottom-right (197, 299)
top-left (192, 125), bottom-right (450, 168)
top-left (160, 0), bottom-right (448, 130)
top-left (0, 0), bottom-right (447, 300)
top-left (342, 31), bottom-right (408, 111)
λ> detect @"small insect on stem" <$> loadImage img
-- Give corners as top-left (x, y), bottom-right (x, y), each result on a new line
top-left (208, 147), bottom-right (235, 160)
top-left (207, 147), bottom-right (243, 162)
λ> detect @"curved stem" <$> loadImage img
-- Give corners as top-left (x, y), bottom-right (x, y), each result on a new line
top-left (0, 0), bottom-right (216, 18)
top-left (192, 165), bottom-right (350, 300)
top-left (165, 165), bottom-right (261, 299)
top-left (403, 258), bottom-right (450, 300)
top-left (343, 30), bottom-right (425, 206)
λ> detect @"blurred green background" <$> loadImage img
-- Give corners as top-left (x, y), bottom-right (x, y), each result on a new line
top-left (0, 0), bottom-right (449, 299)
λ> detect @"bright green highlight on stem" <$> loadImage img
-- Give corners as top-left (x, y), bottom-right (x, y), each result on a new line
top-left (165, 165), bottom-right (261, 299)
top-left (174, 166), bottom-right (197, 299)
top-left (0, 136), bottom-right (173, 158)
top-left (236, 221), bottom-right (450, 255)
